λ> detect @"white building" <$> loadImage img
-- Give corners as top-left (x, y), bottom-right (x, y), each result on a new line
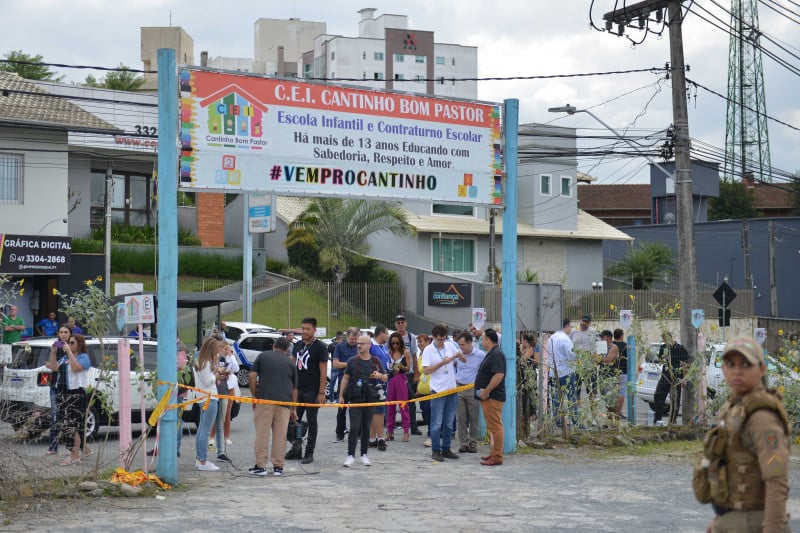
top-left (302, 8), bottom-right (477, 99)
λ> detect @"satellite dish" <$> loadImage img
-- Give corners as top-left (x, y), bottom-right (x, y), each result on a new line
top-left (663, 212), bottom-right (676, 224)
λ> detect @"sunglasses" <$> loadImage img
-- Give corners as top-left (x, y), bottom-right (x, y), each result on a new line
top-left (68, 340), bottom-right (77, 345)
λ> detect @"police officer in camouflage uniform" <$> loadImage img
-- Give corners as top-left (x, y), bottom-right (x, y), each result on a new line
top-left (693, 336), bottom-right (791, 533)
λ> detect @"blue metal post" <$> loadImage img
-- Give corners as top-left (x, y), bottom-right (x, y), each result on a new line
top-left (501, 99), bottom-right (519, 453)
top-left (156, 48), bottom-right (178, 484)
top-left (627, 335), bottom-right (637, 424)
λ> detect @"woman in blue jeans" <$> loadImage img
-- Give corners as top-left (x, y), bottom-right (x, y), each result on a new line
top-left (193, 336), bottom-right (224, 471)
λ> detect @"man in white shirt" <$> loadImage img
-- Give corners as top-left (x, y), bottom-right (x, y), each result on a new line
top-left (570, 314), bottom-right (598, 400)
top-left (421, 323), bottom-right (461, 462)
top-left (549, 318), bottom-right (578, 427)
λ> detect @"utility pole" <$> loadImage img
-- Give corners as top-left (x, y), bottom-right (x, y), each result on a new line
top-left (604, 0), bottom-right (698, 423)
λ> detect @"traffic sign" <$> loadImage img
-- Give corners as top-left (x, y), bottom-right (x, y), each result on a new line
top-left (713, 282), bottom-right (737, 307)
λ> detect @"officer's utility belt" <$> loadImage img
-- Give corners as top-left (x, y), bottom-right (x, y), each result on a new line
top-left (712, 503), bottom-right (763, 516)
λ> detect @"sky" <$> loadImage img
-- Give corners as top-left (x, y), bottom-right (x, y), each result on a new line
top-left (3, 0), bottom-right (799, 185)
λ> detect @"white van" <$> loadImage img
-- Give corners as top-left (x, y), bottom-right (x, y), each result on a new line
top-left (0, 337), bottom-right (195, 439)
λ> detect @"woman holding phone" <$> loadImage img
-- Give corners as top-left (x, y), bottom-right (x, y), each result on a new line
top-left (57, 334), bottom-right (92, 465)
top-left (44, 325), bottom-right (72, 455)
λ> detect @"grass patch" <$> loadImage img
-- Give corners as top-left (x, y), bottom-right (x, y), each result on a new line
top-left (586, 437), bottom-right (701, 459)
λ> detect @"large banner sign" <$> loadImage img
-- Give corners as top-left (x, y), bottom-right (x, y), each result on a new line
top-left (179, 69), bottom-right (503, 206)
top-left (0, 235), bottom-right (71, 275)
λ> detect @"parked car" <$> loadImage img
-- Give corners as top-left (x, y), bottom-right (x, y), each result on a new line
top-left (636, 341), bottom-right (725, 411)
top-left (221, 321), bottom-right (276, 343)
top-left (234, 331), bottom-right (287, 387)
top-left (0, 337), bottom-right (200, 439)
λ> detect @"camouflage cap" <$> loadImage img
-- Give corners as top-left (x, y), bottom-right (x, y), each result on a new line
top-left (721, 336), bottom-right (764, 365)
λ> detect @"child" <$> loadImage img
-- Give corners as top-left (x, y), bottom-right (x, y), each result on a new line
top-left (693, 336), bottom-right (790, 532)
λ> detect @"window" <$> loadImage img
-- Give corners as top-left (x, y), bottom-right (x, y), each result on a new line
top-left (395, 54), bottom-right (405, 62)
top-left (435, 56), bottom-right (445, 65)
top-left (90, 170), bottom-right (152, 228)
top-left (373, 72), bottom-right (385, 80)
top-left (363, 51), bottom-right (366, 60)
top-left (330, 51), bottom-right (335, 61)
top-left (304, 63), bottom-right (312, 79)
top-left (452, 58), bottom-right (456, 66)
top-left (0, 153), bottom-right (23, 204)
top-left (415, 55), bottom-right (425, 64)
top-left (540, 174), bottom-right (551, 195)
top-left (394, 73), bottom-right (404, 80)
top-left (374, 52), bottom-right (384, 60)
top-left (331, 71), bottom-right (335, 78)
top-left (432, 204), bottom-right (474, 217)
top-left (432, 237), bottom-right (475, 273)
top-left (561, 176), bottom-right (572, 196)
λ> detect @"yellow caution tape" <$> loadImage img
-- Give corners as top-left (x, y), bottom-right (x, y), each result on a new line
top-left (154, 381), bottom-right (474, 416)
top-left (111, 467), bottom-right (171, 490)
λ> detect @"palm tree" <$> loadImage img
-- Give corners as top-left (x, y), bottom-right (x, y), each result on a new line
top-left (285, 198), bottom-right (415, 282)
top-left (606, 241), bottom-right (677, 290)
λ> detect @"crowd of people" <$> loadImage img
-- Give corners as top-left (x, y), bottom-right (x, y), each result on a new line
top-left (185, 315), bottom-right (507, 475)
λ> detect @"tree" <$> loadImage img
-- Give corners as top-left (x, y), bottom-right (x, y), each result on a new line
top-left (708, 180), bottom-right (761, 221)
top-left (84, 64), bottom-right (145, 91)
top-left (791, 172), bottom-right (800, 216)
top-left (0, 50), bottom-right (64, 81)
top-left (285, 198), bottom-right (415, 282)
top-left (606, 241), bottom-right (677, 290)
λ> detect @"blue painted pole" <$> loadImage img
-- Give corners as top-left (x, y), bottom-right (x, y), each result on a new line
top-left (156, 48), bottom-right (178, 484)
top-left (627, 335), bottom-right (637, 424)
top-left (501, 99), bottom-right (519, 453)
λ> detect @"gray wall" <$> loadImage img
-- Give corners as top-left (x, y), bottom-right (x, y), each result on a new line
top-left (604, 217), bottom-right (800, 318)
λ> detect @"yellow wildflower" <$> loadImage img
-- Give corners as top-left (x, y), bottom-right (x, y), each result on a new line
top-left (85, 279), bottom-right (93, 287)
top-left (52, 288), bottom-right (58, 295)
top-left (19, 288), bottom-right (24, 296)
top-left (629, 294), bottom-right (635, 302)
top-left (778, 329), bottom-right (784, 336)
top-left (96, 275), bottom-right (103, 282)
top-left (609, 304), bottom-right (616, 311)
top-left (19, 278), bottom-right (24, 286)
top-left (795, 436), bottom-right (800, 446)
top-left (711, 324), bottom-right (718, 331)
top-left (668, 308), bottom-right (675, 314)
top-left (780, 356), bottom-right (786, 362)
top-left (778, 385), bottom-right (785, 394)
top-left (675, 303), bottom-right (681, 310)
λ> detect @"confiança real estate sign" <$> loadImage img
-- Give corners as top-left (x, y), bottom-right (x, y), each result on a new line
top-left (179, 68), bottom-right (503, 206)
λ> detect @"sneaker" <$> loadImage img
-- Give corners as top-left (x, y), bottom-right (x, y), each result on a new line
top-left (198, 461), bottom-right (220, 471)
top-left (343, 455), bottom-right (355, 467)
top-left (225, 439), bottom-right (233, 445)
top-left (208, 443), bottom-right (216, 451)
top-left (423, 438), bottom-right (432, 447)
top-left (360, 454), bottom-right (372, 466)
top-left (431, 451), bottom-right (444, 462)
top-left (441, 449), bottom-right (460, 460)
top-left (654, 420), bottom-right (667, 427)
top-left (411, 429), bottom-right (423, 435)
top-left (248, 466), bottom-right (268, 476)
top-left (377, 439), bottom-right (387, 452)
top-left (458, 445), bottom-right (469, 453)
top-left (333, 436), bottom-right (345, 443)
top-left (216, 453), bottom-right (231, 462)
top-left (368, 439), bottom-right (378, 448)
top-left (301, 454), bottom-right (314, 465)
top-left (273, 467), bottom-right (283, 476)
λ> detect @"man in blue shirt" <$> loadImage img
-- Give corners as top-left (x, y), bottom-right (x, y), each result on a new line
top-left (36, 311), bottom-right (59, 337)
top-left (333, 327), bottom-right (359, 442)
top-left (454, 331), bottom-right (486, 454)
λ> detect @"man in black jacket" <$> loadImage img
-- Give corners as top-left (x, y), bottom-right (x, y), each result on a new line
top-left (652, 332), bottom-right (689, 426)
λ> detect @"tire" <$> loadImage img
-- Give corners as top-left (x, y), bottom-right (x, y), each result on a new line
top-left (237, 367), bottom-right (250, 388)
top-left (84, 406), bottom-right (99, 440)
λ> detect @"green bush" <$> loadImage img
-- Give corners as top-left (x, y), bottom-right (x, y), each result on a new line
top-left (107, 246), bottom-right (253, 278)
top-left (344, 259), bottom-right (398, 283)
top-left (72, 239), bottom-right (103, 253)
top-left (287, 240), bottom-right (321, 278)
top-left (92, 223), bottom-right (200, 246)
top-left (266, 258), bottom-right (288, 275)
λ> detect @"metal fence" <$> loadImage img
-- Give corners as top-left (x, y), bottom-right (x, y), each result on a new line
top-left (246, 279), bottom-right (402, 333)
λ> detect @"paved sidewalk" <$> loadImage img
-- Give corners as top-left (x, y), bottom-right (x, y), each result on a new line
top-left (4, 406), bottom-right (800, 532)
